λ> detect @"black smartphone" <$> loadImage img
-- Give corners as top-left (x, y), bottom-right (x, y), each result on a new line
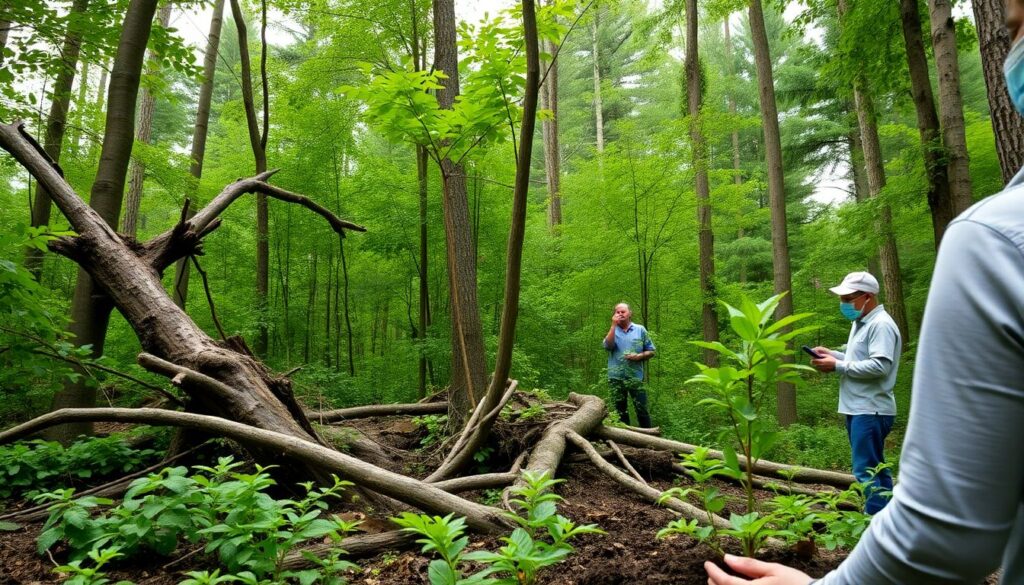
top-left (801, 345), bottom-right (823, 359)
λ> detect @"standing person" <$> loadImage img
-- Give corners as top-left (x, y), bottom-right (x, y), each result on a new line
top-left (706, 4), bottom-right (1024, 582)
top-left (602, 303), bottom-right (655, 427)
top-left (810, 271), bottom-right (901, 515)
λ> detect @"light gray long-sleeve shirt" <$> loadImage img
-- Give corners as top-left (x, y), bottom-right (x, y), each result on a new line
top-left (816, 172), bottom-right (1024, 584)
top-left (829, 305), bottom-right (901, 416)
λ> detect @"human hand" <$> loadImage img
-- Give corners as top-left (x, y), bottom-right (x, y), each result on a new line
top-left (624, 352), bottom-right (643, 361)
top-left (811, 353), bottom-right (837, 373)
top-left (705, 555), bottom-right (813, 585)
top-left (812, 346), bottom-right (830, 357)
top-left (611, 313), bottom-right (623, 327)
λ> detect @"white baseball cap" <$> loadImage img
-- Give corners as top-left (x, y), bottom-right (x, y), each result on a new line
top-left (829, 271), bottom-right (880, 296)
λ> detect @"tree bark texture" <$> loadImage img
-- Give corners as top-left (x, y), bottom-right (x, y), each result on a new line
top-left (852, 80), bottom-right (911, 344)
top-left (928, 0), bottom-right (973, 214)
top-left (433, 0), bottom-right (487, 418)
top-left (898, 0), bottom-right (955, 248)
top-left (173, 0), bottom-right (225, 309)
top-left (25, 0), bottom-right (91, 277)
top-left (747, 0), bottom-right (796, 427)
top-left (46, 0), bottom-right (159, 443)
top-left (973, 0), bottom-right (1024, 183)
top-left (123, 2), bottom-right (173, 238)
top-left (229, 0), bottom-right (270, 355)
top-left (687, 0), bottom-right (719, 368)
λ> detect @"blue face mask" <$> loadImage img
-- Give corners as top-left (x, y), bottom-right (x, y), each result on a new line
top-left (1004, 37), bottom-right (1024, 115)
top-left (839, 302), bottom-right (863, 321)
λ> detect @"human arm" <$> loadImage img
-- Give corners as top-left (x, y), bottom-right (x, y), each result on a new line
top-left (625, 327), bottom-right (656, 361)
top-left (831, 323), bottom-right (898, 379)
top-left (704, 555), bottom-right (813, 585)
top-left (603, 314), bottom-right (621, 350)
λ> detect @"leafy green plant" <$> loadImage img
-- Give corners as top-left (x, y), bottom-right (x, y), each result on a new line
top-left (53, 547), bottom-right (134, 585)
top-left (412, 414), bottom-right (450, 448)
top-left (720, 512), bottom-right (795, 558)
top-left (687, 293), bottom-right (816, 513)
top-left (656, 448), bottom-right (733, 554)
top-left (392, 513), bottom-right (486, 585)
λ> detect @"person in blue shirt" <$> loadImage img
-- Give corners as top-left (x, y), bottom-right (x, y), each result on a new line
top-left (602, 303), bottom-right (656, 427)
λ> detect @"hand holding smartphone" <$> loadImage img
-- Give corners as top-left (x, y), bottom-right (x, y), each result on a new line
top-left (801, 345), bottom-right (824, 359)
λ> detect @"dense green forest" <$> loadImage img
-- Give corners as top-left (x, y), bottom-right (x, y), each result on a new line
top-left (0, 0), bottom-right (1018, 582)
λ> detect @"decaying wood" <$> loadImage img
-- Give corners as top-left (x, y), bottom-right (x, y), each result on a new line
top-left (607, 440), bottom-right (646, 484)
top-left (565, 431), bottom-right (731, 530)
top-left (596, 426), bottom-right (856, 488)
top-left (0, 408), bottom-right (512, 534)
top-left (513, 393), bottom-right (606, 487)
top-left (308, 402), bottom-right (447, 424)
top-left (280, 530), bottom-right (416, 570)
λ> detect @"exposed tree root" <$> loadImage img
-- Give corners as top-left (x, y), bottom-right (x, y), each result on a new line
top-left (596, 426), bottom-right (856, 488)
top-left (307, 402), bottom-right (448, 424)
top-left (513, 393), bottom-right (606, 489)
top-left (280, 530), bottom-right (416, 570)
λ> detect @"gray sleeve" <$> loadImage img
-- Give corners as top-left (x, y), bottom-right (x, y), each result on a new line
top-left (829, 350), bottom-right (846, 361)
top-left (818, 219), bottom-right (1024, 584)
top-left (835, 322), bottom-right (898, 379)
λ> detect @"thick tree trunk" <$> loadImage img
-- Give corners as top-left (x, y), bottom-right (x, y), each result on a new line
top-left (592, 14), bottom-right (605, 158)
top-left (25, 0), bottom-right (91, 278)
top-left (229, 0), bottom-right (270, 355)
top-left (173, 0), bottom-right (225, 309)
top-left (928, 0), bottom-right (973, 214)
top-left (973, 0), bottom-right (1024, 183)
top-left (433, 0), bottom-right (487, 418)
top-left (748, 0), bottom-right (796, 426)
top-left (687, 0), bottom-right (719, 368)
top-left (898, 0), bottom-right (955, 248)
top-left (45, 0), bottom-right (159, 443)
top-left (123, 3), bottom-right (173, 238)
top-left (542, 35), bottom-right (562, 229)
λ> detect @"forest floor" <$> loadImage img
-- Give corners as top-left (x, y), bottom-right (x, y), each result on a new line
top-left (0, 416), bottom-right (1000, 585)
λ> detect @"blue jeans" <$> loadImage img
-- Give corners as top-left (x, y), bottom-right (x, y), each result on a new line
top-left (609, 377), bottom-right (651, 428)
top-left (846, 414), bottom-right (895, 515)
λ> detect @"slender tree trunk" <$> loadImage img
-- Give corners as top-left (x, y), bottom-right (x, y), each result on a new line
top-left (72, 59), bottom-right (90, 151)
top-left (847, 126), bottom-right (882, 278)
top-left (25, 0), bottom-right (91, 277)
top-left (46, 0), bottom-right (160, 443)
top-left (123, 3), bottom-right (172, 238)
top-left (748, 0), bottom-right (796, 426)
top-left (0, 20), bottom-right (9, 61)
top-left (928, 0), bottom-right (973, 214)
top-left (173, 0), bottom-right (224, 309)
top-left (592, 14), bottom-right (605, 160)
top-left (340, 237), bottom-right (355, 376)
top-left (898, 0), bottom-right (955, 248)
top-left (86, 62), bottom-right (110, 161)
top-left (724, 16), bottom-right (747, 285)
top-left (229, 0), bottom-right (270, 355)
top-left (541, 33), bottom-right (562, 229)
top-left (973, 0), bottom-right (1024, 183)
top-left (851, 81), bottom-right (911, 343)
top-left (417, 146), bottom-right (431, 398)
top-left (304, 248), bottom-right (317, 364)
top-left (433, 0), bottom-right (487, 418)
top-left (687, 0), bottom-right (719, 367)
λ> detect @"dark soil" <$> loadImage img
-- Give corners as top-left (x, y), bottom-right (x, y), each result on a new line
top-left (0, 415), bottom-right (991, 584)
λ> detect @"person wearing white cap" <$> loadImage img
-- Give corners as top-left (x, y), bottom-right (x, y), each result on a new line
top-left (810, 270), bottom-right (902, 516)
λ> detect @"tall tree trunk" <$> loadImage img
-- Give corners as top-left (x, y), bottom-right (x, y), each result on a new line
top-left (899, 0), bottom-right (954, 248)
top-left (25, 0), bottom-right (91, 278)
top-left (340, 237), bottom-right (355, 376)
top-left (72, 59), bottom-right (90, 151)
top-left (928, 0), bottom-right (973, 214)
top-left (687, 0), bottom-right (719, 367)
top-left (541, 33), bottom-right (562, 229)
top-left (433, 0), bottom-right (487, 418)
top-left (748, 0), bottom-right (796, 427)
top-left (0, 20), bottom-right (9, 61)
top-left (417, 145), bottom-right (431, 398)
top-left (851, 80), bottom-right (911, 343)
top-left (973, 0), bottom-right (1024, 183)
top-left (86, 62), bottom-right (110, 161)
top-left (229, 0), bottom-right (270, 355)
top-left (123, 2), bottom-right (172, 238)
top-left (592, 14), bottom-right (605, 159)
top-left (724, 16), bottom-right (747, 285)
top-left (46, 0), bottom-right (160, 443)
top-left (847, 125), bottom-right (882, 278)
top-left (173, 0), bottom-right (224, 309)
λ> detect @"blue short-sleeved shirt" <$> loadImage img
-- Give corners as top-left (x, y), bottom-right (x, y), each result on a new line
top-left (603, 323), bottom-right (655, 380)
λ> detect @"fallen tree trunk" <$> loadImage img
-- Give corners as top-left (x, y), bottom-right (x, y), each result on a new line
top-left (596, 426), bottom-right (855, 488)
top-left (0, 408), bottom-right (511, 534)
top-left (280, 530), bottom-right (416, 569)
top-left (514, 393), bottom-right (606, 487)
top-left (307, 402), bottom-right (447, 423)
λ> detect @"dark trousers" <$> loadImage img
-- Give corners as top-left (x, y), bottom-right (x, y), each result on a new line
top-left (609, 377), bottom-right (651, 428)
top-left (846, 414), bottom-right (895, 515)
